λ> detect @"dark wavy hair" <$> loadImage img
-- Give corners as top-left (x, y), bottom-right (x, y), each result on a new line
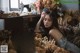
top-left (42, 8), bottom-right (50, 14)
top-left (41, 11), bottom-right (59, 29)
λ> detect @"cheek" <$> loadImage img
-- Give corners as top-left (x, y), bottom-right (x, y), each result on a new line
top-left (49, 22), bottom-right (52, 26)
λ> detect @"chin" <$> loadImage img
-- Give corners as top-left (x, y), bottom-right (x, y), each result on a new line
top-left (45, 26), bottom-right (50, 28)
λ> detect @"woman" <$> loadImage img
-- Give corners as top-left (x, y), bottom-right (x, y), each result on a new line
top-left (35, 8), bottom-right (50, 33)
top-left (35, 11), bottom-right (80, 53)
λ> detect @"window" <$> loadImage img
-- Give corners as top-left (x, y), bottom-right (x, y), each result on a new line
top-left (20, 0), bottom-right (36, 5)
top-left (9, 0), bottom-right (36, 11)
top-left (9, 0), bottom-right (19, 11)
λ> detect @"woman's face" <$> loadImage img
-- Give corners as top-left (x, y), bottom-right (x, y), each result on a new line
top-left (43, 15), bottom-right (53, 28)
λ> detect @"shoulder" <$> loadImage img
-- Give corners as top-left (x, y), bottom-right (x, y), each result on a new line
top-left (49, 29), bottom-right (56, 34)
top-left (49, 28), bottom-right (62, 35)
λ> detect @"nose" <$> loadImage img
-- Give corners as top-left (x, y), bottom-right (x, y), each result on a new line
top-left (45, 21), bottom-right (48, 24)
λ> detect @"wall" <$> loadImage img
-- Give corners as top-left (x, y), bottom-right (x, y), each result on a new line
top-left (60, 0), bottom-right (79, 11)
top-left (20, 0), bottom-right (36, 4)
top-left (0, 0), bottom-right (79, 13)
top-left (0, 0), bottom-right (1, 9)
top-left (0, 0), bottom-right (9, 13)
top-left (0, 0), bottom-right (36, 13)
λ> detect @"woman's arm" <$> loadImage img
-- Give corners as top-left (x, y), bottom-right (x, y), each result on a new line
top-left (49, 29), bottom-right (63, 42)
top-left (34, 16), bottom-right (43, 32)
top-left (49, 29), bottom-right (80, 53)
top-left (34, 12), bottom-right (45, 32)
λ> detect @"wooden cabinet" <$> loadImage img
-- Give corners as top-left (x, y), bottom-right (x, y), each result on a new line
top-left (0, 15), bottom-right (40, 53)
top-left (23, 15), bottom-right (40, 31)
top-left (0, 15), bottom-right (40, 34)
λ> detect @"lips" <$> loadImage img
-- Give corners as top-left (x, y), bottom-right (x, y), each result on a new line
top-left (44, 24), bottom-right (49, 27)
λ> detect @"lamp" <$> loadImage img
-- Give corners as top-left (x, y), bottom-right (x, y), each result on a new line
top-left (19, 2), bottom-right (31, 13)
top-left (19, 2), bottom-right (24, 13)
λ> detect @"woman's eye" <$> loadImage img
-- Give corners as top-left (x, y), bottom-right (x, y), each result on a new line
top-left (48, 19), bottom-right (51, 21)
top-left (47, 18), bottom-right (52, 22)
top-left (44, 18), bottom-right (47, 21)
top-left (44, 18), bottom-right (52, 22)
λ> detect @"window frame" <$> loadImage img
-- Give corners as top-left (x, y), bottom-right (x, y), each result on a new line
top-left (9, 0), bottom-right (20, 11)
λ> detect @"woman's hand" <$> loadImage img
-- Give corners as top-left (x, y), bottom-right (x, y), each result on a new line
top-left (41, 14), bottom-right (45, 19)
